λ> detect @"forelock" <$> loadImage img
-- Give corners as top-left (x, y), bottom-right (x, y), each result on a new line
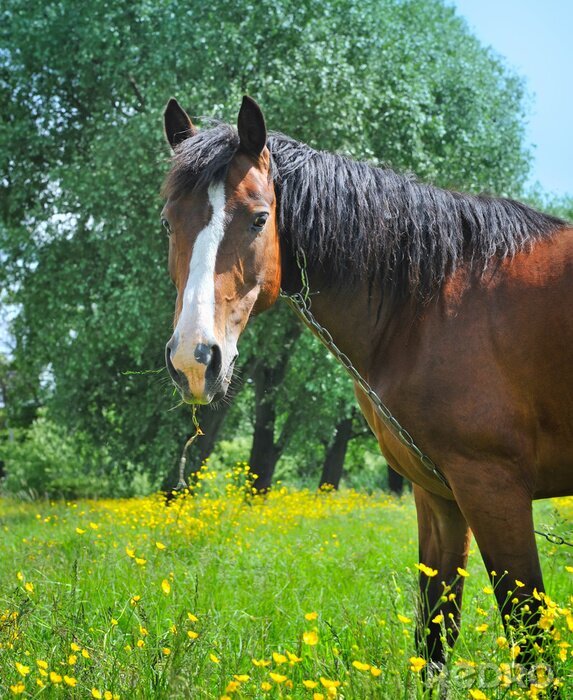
top-left (162, 124), bottom-right (240, 199)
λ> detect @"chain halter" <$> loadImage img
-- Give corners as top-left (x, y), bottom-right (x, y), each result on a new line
top-left (280, 248), bottom-right (451, 490)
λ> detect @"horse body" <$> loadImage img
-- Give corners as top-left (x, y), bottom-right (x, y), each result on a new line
top-left (160, 95), bottom-right (572, 670)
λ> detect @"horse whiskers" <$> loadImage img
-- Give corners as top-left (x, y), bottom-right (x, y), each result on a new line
top-left (168, 399), bottom-right (186, 412)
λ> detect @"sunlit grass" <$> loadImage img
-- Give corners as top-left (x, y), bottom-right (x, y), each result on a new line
top-left (0, 464), bottom-right (571, 698)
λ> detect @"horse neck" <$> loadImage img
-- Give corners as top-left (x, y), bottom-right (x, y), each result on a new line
top-left (300, 269), bottom-right (412, 381)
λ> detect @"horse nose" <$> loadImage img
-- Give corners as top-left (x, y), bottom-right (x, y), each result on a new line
top-left (195, 342), bottom-right (222, 382)
top-left (165, 336), bottom-right (188, 390)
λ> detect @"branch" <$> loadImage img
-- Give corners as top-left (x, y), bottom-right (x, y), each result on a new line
top-left (127, 74), bottom-right (146, 112)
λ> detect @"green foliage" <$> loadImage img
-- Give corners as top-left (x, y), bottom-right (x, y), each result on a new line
top-left (0, 0), bottom-right (539, 489)
top-left (0, 411), bottom-right (153, 499)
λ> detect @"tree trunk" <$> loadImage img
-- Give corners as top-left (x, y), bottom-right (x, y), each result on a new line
top-left (249, 362), bottom-right (287, 492)
top-left (319, 416), bottom-right (353, 489)
top-left (387, 465), bottom-right (405, 495)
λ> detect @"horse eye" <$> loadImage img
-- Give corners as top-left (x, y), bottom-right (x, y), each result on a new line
top-left (251, 212), bottom-right (269, 233)
top-left (161, 218), bottom-right (171, 235)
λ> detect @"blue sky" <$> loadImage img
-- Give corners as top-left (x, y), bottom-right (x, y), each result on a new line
top-left (451, 0), bottom-right (573, 197)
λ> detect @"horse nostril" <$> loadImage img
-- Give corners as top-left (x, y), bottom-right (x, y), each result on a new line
top-left (206, 344), bottom-right (222, 383)
top-left (165, 344), bottom-right (181, 386)
top-left (194, 343), bottom-right (213, 366)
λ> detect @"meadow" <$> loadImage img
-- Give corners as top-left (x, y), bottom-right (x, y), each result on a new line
top-left (0, 464), bottom-right (572, 699)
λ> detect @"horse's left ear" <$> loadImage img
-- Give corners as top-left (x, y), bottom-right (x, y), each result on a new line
top-left (164, 97), bottom-right (196, 149)
top-left (237, 96), bottom-right (267, 158)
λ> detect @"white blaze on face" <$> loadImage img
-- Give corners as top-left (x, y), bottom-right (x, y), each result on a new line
top-left (175, 181), bottom-right (227, 350)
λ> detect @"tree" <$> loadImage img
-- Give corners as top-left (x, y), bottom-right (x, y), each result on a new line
top-left (0, 0), bottom-right (535, 492)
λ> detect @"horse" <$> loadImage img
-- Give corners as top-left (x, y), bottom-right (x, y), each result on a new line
top-left (160, 95), bottom-right (573, 674)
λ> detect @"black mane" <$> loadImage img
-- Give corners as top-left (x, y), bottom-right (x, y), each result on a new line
top-left (163, 124), bottom-right (567, 297)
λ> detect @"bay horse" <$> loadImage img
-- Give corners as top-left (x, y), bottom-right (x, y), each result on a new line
top-left (160, 96), bottom-right (573, 672)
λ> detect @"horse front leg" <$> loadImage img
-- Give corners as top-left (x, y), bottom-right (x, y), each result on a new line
top-left (452, 467), bottom-right (551, 681)
top-left (413, 484), bottom-right (472, 666)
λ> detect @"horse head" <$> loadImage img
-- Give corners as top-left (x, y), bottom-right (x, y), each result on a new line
top-left (161, 97), bottom-right (280, 403)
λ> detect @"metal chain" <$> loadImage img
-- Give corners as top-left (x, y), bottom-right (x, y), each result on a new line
top-left (280, 249), bottom-right (451, 490)
top-left (534, 529), bottom-right (573, 548)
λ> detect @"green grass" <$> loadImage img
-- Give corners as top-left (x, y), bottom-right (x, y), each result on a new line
top-left (0, 468), bottom-right (572, 699)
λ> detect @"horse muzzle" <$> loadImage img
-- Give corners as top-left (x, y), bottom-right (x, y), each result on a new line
top-left (165, 333), bottom-right (236, 404)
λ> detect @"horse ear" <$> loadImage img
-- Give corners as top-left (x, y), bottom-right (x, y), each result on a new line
top-left (237, 96), bottom-right (267, 158)
top-left (164, 97), bottom-right (196, 149)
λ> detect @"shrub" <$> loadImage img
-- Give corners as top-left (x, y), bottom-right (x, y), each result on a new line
top-left (0, 411), bottom-right (152, 499)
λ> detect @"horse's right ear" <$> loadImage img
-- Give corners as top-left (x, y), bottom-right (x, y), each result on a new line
top-left (164, 98), bottom-right (196, 149)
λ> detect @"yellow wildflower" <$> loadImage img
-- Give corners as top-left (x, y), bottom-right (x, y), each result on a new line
top-left (233, 675), bottom-right (249, 682)
top-left (37, 659), bottom-right (48, 670)
top-left (64, 676), bottom-right (77, 687)
top-left (415, 563), bottom-right (438, 577)
top-left (49, 671), bottom-right (62, 683)
top-left (352, 660), bottom-right (371, 671)
top-left (261, 682), bottom-right (272, 691)
top-left (156, 541), bottom-right (166, 549)
top-left (319, 678), bottom-right (340, 688)
top-left (161, 579), bottom-right (171, 595)
top-left (187, 630), bottom-right (199, 640)
top-left (370, 666), bottom-right (382, 677)
top-left (15, 662), bottom-right (30, 677)
top-left (409, 657), bottom-right (426, 673)
top-left (76, 528), bottom-right (86, 534)
top-left (269, 672), bottom-right (287, 683)
top-left (225, 681), bottom-right (239, 693)
top-left (163, 648), bottom-right (171, 655)
top-left (303, 630), bottom-right (319, 645)
top-left (210, 653), bottom-right (220, 664)
top-left (70, 642), bottom-right (81, 651)
top-left (287, 651), bottom-right (302, 663)
top-left (469, 691), bottom-right (488, 700)
top-left (24, 582), bottom-right (34, 593)
top-left (432, 613), bottom-right (444, 624)
top-left (475, 623), bottom-right (488, 633)
top-left (397, 614), bottom-right (411, 624)
top-left (187, 612), bottom-right (198, 622)
top-left (303, 680), bottom-right (318, 688)
top-left (10, 684), bottom-right (25, 696)
top-left (135, 557), bottom-right (146, 566)
top-left (305, 611), bottom-right (318, 620)
top-left (252, 658), bottom-right (270, 667)
top-left (457, 567), bottom-right (469, 578)
top-left (272, 652), bottom-right (287, 664)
